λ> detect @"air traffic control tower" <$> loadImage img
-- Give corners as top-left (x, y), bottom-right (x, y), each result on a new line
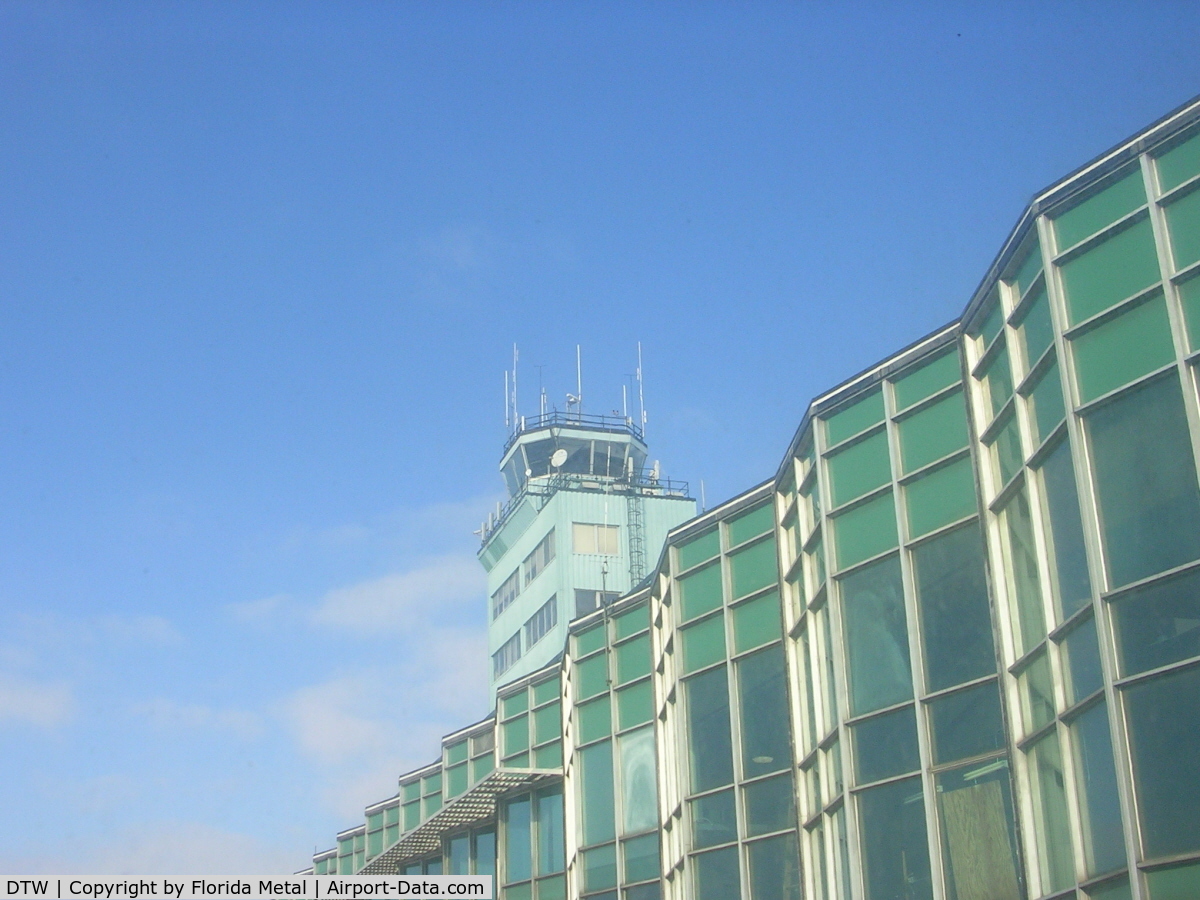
top-left (478, 409), bottom-right (695, 696)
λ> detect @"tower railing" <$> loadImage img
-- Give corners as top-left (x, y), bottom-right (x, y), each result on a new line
top-left (502, 411), bottom-right (644, 456)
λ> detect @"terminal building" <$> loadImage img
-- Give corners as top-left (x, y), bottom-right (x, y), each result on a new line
top-left (304, 96), bottom-right (1200, 900)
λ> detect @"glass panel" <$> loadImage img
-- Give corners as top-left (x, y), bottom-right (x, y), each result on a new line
top-left (503, 716), bottom-right (530, 756)
top-left (893, 348), bottom-right (961, 411)
top-left (533, 677), bottom-right (559, 706)
top-left (853, 705), bottom-right (920, 784)
top-left (534, 742), bottom-right (562, 768)
top-left (681, 614), bottom-right (726, 674)
top-left (622, 833), bottom-right (659, 884)
top-left (583, 843), bottom-right (617, 892)
top-left (1125, 664), bottom-right (1200, 857)
top-left (505, 796), bottom-right (532, 883)
top-left (475, 829), bottom-right (496, 877)
top-left (446, 763), bottom-right (468, 798)
top-left (899, 390), bottom-right (969, 474)
top-left (1112, 567), bottom-right (1200, 677)
top-left (1087, 374), bottom-right (1200, 588)
top-left (1167, 185), bottom-right (1200, 269)
top-left (858, 776), bottom-right (933, 900)
top-left (975, 297), bottom-right (1005, 350)
top-left (744, 772), bottom-right (795, 837)
top-left (1157, 130), bottom-right (1200, 192)
top-left (1018, 285), bottom-right (1055, 367)
top-left (825, 388), bottom-right (885, 446)
top-left (625, 885), bottom-right (661, 900)
top-left (690, 789), bottom-right (737, 849)
top-left (1063, 615), bottom-right (1104, 705)
top-left (737, 645), bottom-right (792, 777)
top-left (616, 679), bottom-right (653, 730)
top-left (1054, 168), bottom-right (1146, 249)
top-left (747, 832), bottom-right (802, 900)
top-left (693, 846), bottom-right (741, 900)
top-left (904, 456), bottom-right (977, 539)
top-left (576, 624), bottom-right (606, 657)
top-left (1015, 239), bottom-right (1045, 298)
top-left (1026, 731), bottom-right (1075, 893)
top-left (1061, 218), bottom-right (1160, 324)
top-left (619, 727), bottom-right (657, 835)
top-left (730, 537), bottom-right (778, 599)
top-left (678, 528), bottom-right (720, 571)
top-left (536, 875), bottom-right (565, 900)
top-left (616, 633), bottom-right (651, 685)
top-left (912, 524), bottom-right (995, 692)
top-left (728, 502), bottom-right (774, 547)
top-left (577, 654), bottom-right (610, 701)
top-left (1146, 860), bottom-right (1200, 900)
top-left (733, 590), bottom-right (781, 652)
top-left (686, 666), bottom-right (734, 793)
top-left (1019, 651), bottom-right (1056, 734)
top-left (1180, 276), bottom-right (1200, 351)
top-left (536, 787), bottom-right (565, 875)
top-left (1038, 439), bottom-right (1093, 619)
top-left (503, 691), bottom-right (529, 718)
top-left (580, 741), bottom-right (616, 847)
top-left (471, 753), bottom-right (495, 783)
top-left (613, 604), bottom-right (650, 641)
top-left (928, 681), bottom-right (1005, 764)
top-left (403, 801), bottom-right (420, 830)
top-left (834, 490), bottom-right (898, 570)
top-left (446, 740), bottom-right (468, 765)
top-left (679, 563), bottom-right (724, 622)
top-left (1072, 701), bottom-right (1125, 876)
top-left (981, 342), bottom-right (1014, 420)
top-left (828, 429), bottom-right (892, 507)
top-left (503, 884), bottom-right (530, 900)
top-left (1073, 293), bottom-right (1175, 403)
top-left (578, 697), bottom-right (612, 745)
top-left (991, 412), bottom-right (1023, 489)
top-left (841, 554), bottom-right (912, 715)
top-left (534, 701), bottom-right (561, 745)
top-left (1028, 359), bottom-right (1066, 446)
top-left (446, 833), bottom-right (469, 875)
top-left (935, 761), bottom-right (1021, 900)
top-left (1000, 487), bottom-right (1045, 656)
top-left (1086, 877), bottom-right (1130, 900)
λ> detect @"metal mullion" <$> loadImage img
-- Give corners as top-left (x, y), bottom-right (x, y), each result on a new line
top-left (884, 373), bottom-right (946, 900)
top-left (890, 380), bottom-right (962, 422)
top-left (1037, 209), bottom-right (1145, 899)
top-left (895, 445), bottom-right (973, 487)
top-left (717, 527), bottom-right (751, 900)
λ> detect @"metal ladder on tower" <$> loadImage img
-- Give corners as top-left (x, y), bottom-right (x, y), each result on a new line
top-left (626, 488), bottom-right (646, 588)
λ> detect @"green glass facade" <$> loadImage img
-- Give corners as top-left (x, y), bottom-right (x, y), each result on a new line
top-left (308, 100), bottom-right (1200, 900)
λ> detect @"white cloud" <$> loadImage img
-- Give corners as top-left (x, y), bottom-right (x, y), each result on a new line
top-left (0, 674), bottom-right (74, 727)
top-left (226, 593), bottom-right (291, 623)
top-left (132, 698), bottom-right (264, 740)
top-left (309, 553), bottom-right (485, 634)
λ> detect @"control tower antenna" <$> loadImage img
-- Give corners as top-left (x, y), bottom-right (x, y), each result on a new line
top-left (576, 344), bottom-right (583, 417)
top-left (512, 344), bottom-right (519, 433)
top-left (535, 364), bottom-right (547, 416)
top-left (504, 370), bottom-right (510, 430)
top-left (637, 342), bottom-right (646, 440)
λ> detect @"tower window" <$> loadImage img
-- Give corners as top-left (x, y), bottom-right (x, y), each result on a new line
top-left (524, 595), bottom-right (559, 650)
top-left (523, 530), bottom-right (556, 584)
top-left (493, 633), bottom-right (522, 679)
top-left (491, 569), bottom-right (521, 620)
top-left (573, 523), bottom-right (620, 555)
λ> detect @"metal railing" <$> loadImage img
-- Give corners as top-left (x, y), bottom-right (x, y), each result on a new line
top-left (502, 411), bottom-right (644, 456)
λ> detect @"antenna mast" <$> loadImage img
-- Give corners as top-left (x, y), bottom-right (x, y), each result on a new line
top-left (504, 370), bottom-right (510, 430)
top-left (576, 344), bottom-right (583, 417)
top-left (512, 344), bottom-right (519, 433)
top-left (637, 342), bottom-right (646, 439)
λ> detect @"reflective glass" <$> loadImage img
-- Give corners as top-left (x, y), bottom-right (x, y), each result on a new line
top-left (935, 761), bottom-right (1021, 900)
top-left (1087, 374), bottom-right (1200, 588)
top-left (579, 741), bottom-right (616, 847)
top-left (1073, 293), bottom-right (1175, 403)
top-left (679, 563), bottom-right (723, 622)
top-left (1014, 240), bottom-right (1044, 298)
top-left (504, 797), bottom-right (531, 883)
top-left (732, 590), bottom-right (781, 652)
top-left (1001, 488), bottom-right (1045, 656)
top-left (1086, 876), bottom-right (1130, 900)
top-left (1061, 217), bottom-right (1160, 324)
top-left (1157, 130), bottom-right (1200, 192)
top-left (1072, 701), bottom-right (1126, 876)
top-left (1028, 359), bottom-right (1066, 446)
top-left (616, 679), bottom-right (653, 731)
top-left (928, 681), bottom-right (1005, 764)
top-left (893, 349), bottom-right (961, 411)
top-left (475, 830), bottom-right (496, 877)
top-left (678, 529), bottom-right (719, 571)
top-left (744, 772), bottom-right (795, 837)
top-left (1018, 286), bottom-right (1055, 368)
top-left (853, 705), bottom-right (919, 784)
top-left (504, 716), bottom-right (530, 756)
top-left (618, 727), bottom-right (657, 835)
top-left (981, 342), bottom-right (1014, 420)
top-left (1146, 860), bottom-right (1200, 900)
top-left (858, 776), bottom-right (933, 900)
top-left (537, 787), bottom-right (565, 875)
top-left (912, 523), bottom-right (996, 692)
top-left (690, 789), bottom-right (736, 849)
top-left (622, 833), bottom-right (659, 884)
top-left (728, 502), bottom-right (774, 547)
top-left (1020, 650), bottom-right (1056, 734)
top-left (1027, 731), bottom-right (1074, 893)
top-left (534, 742), bottom-right (562, 768)
top-left (974, 296), bottom-right (1005, 350)
top-left (991, 412), bottom-right (1023, 488)
top-left (1063, 616), bottom-right (1104, 705)
top-left (616, 633), bottom-right (651, 685)
top-left (583, 843), bottom-right (617, 892)
top-left (1112, 567), bottom-right (1200, 676)
top-left (1038, 439), bottom-right (1093, 619)
top-left (737, 646), bottom-right (792, 777)
top-left (825, 388), bottom-right (885, 446)
top-left (834, 490), bottom-right (898, 570)
top-left (534, 701), bottom-right (561, 745)
top-left (747, 832), bottom-right (802, 900)
top-left (841, 554), bottom-right (912, 715)
top-left (828, 430), bottom-right (892, 507)
top-left (533, 677), bottom-right (559, 706)
top-left (578, 697), bottom-right (612, 745)
top-left (1181, 276), bottom-right (1200, 351)
top-left (730, 537), bottom-right (778, 599)
top-left (1054, 168), bottom-right (1146, 249)
top-left (535, 876), bottom-right (564, 900)
top-left (1124, 664), bottom-right (1200, 857)
top-left (625, 885), bottom-right (661, 900)
top-left (681, 614), bottom-right (726, 674)
top-left (685, 667), bottom-right (734, 793)
top-left (577, 654), bottom-right (610, 700)
top-left (1167, 185), bottom-right (1200, 269)
top-left (613, 604), bottom-right (650, 641)
top-left (898, 390), bottom-right (968, 474)
top-left (904, 456), bottom-right (976, 539)
top-left (576, 624), bottom-right (606, 657)
top-left (693, 846), bottom-right (741, 900)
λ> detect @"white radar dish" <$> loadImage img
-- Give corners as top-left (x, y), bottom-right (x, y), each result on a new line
top-left (550, 449), bottom-right (568, 468)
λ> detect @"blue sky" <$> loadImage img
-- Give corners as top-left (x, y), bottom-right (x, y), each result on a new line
top-left (2, 1), bottom-right (1199, 874)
